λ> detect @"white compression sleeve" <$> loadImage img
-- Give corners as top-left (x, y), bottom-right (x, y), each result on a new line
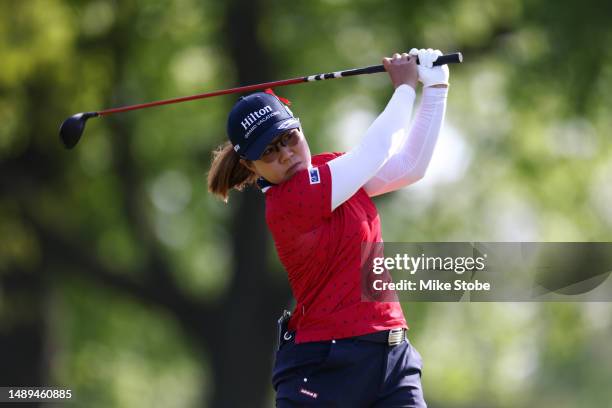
top-left (327, 85), bottom-right (416, 211)
top-left (363, 86), bottom-right (448, 197)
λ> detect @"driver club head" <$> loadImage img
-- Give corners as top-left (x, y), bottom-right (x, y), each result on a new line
top-left (59, 112), bottom-right (98, 149)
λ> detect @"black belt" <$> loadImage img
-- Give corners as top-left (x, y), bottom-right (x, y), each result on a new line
top-left (279, 328), bottom-right (406, 348)
top-left (353, 328), bottom-right (406, 346)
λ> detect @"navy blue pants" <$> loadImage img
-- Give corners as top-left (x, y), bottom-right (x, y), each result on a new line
top-left (272, 331), bottom-right (427, 407)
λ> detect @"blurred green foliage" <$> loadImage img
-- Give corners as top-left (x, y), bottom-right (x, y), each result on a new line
top-left (1, 0), bottom-right (611, 407)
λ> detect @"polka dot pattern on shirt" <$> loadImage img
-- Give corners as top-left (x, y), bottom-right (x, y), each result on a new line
top-left (265, 153), bottom-right (407, 343)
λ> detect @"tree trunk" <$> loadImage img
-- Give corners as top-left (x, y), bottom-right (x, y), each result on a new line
top-left (0, 268), bottom-right (48, 408)
top-left (206, 2), bottom-right (293, 406)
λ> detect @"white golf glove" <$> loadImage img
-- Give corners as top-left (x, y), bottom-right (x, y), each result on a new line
top-left (409, 48), bottom-right (449, 87)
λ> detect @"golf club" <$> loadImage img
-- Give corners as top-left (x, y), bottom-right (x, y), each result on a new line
top-left (59, 52), bottom-right (462, 149)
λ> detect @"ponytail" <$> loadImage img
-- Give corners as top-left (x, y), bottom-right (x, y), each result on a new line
top-left (207, 141), bottom-right (258, 202)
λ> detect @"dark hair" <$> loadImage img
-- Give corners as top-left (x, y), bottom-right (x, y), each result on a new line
top-left (207, 141), bottom-right (258, 202)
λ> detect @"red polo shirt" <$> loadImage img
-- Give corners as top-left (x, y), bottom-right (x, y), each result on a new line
top-left (265, 152), bottom-right (407, 343)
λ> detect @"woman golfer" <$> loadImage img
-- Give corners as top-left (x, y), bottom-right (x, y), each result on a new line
top-left (208, 48), bottom-right (448, 407)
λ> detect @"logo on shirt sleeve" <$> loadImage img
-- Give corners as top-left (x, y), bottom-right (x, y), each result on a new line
top-left (309, 168), bottom-right (320, 184)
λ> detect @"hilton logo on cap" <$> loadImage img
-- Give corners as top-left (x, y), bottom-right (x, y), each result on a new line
top-left (241, 105), bottom-right (273, 130)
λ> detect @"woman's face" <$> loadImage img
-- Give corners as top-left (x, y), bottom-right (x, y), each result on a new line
top-left (241, 128), bottom-right (311, 184)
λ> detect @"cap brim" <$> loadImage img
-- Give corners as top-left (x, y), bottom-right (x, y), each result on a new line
top-left (242, 118), bottom-right (301, 160)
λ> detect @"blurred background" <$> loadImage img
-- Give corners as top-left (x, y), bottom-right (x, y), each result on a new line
top-left (1, 0), bottom-right (611, 406)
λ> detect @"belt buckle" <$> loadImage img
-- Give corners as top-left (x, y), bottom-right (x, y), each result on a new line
top-left (388, 328), bottom-right (404, 346)
top-left (276, 310), bottom-right (292, 351)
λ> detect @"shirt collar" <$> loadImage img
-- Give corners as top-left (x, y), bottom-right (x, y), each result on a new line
top-left (257, 177), bottom-right (275, 193)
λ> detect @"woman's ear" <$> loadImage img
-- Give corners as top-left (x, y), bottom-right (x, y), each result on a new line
top-left (239, 158), bottom-right (257, 174)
